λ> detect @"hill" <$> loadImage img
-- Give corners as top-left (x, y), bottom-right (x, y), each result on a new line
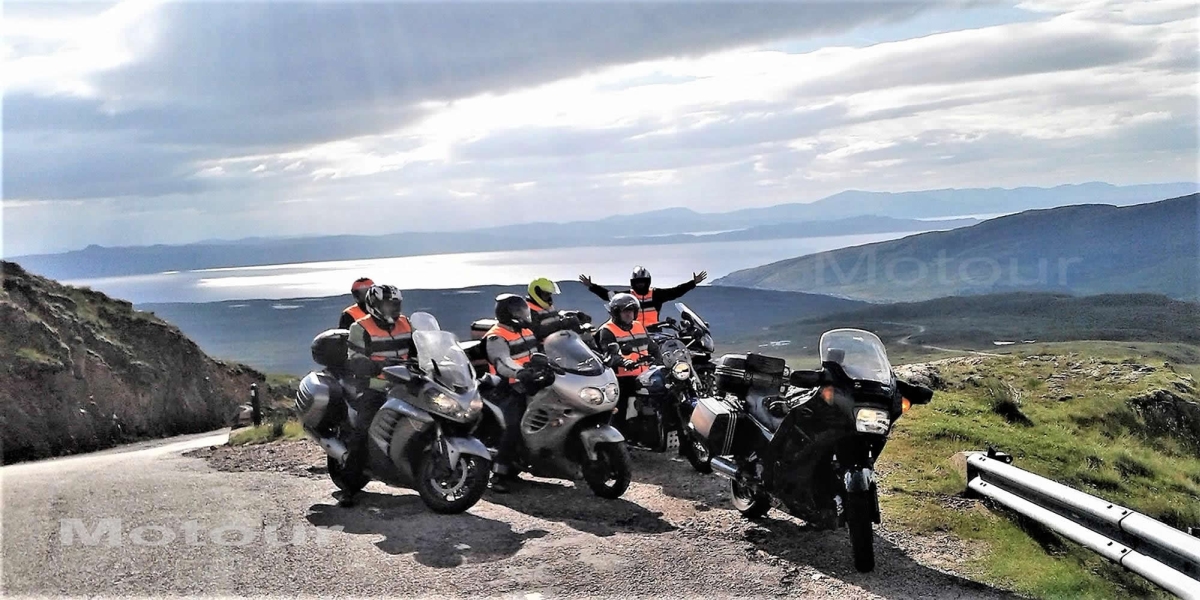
top-left (13, 182), bottom-right (1192, 280)
top-left (0, 261), bottom-right (267, 464)
top-left (715, 194), bottom-right (1199, 302)
top-left (140, 283), bottom-right (866, 375)
top-left (727, 292), bottom-right (1200, 363)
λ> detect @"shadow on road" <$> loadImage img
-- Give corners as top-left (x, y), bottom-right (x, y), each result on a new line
top-left (485, 478), bottom-right (677, 538)
top-left (305, 492), bottom-right (548, 568)
top-left (628, 448), bottom-right (730, 507)
top-left (743, 515), bottom-right (1018, 599)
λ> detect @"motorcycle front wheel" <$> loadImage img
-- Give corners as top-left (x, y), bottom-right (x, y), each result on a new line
top-left (679, 430), bottom-right (712, 474)
top-left (415, 451), bottom-right (490, 514)
top-left (845, 494), bottom-right (876, 572)
top-left (582, 442), bottom-right (632, 499)
top-left (328, 455), bottom-right (369, 494)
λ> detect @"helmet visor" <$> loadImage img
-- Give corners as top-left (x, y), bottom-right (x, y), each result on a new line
top-left (378, 298), bottom-right (402, 321)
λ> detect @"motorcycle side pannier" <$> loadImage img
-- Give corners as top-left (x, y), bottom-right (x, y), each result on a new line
top-left (295, 371), bottom-right (346, 433)
top-left (714, 353), bottom-right (788, 397)
top-left (690, 396), bottom-right (745, 457)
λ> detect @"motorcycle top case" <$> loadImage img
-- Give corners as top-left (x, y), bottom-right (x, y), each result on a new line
top-left (690, 396), bottom-right (751, 457)
top-left (295, 371), bottom-right (347, 432)
top-left (713, 353), bottom-right (788, 398)
top-left (470, 319), bottom-right (498, 341)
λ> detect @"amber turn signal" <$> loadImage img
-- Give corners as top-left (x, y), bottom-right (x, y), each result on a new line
top-left (902, 397), bottom-right (912, 414)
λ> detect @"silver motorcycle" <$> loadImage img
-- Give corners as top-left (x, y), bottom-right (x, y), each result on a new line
top-left (483, 328), bottom-right (632, 499)
top-left (296, 313), bottom-right (494, 514)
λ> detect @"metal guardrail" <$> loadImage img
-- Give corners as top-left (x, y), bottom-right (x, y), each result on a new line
top-left (965, 450), bottom-right (1200, 600)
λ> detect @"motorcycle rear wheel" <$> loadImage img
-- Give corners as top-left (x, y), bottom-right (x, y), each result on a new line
top-left (730, 479), bottom-right (770, 519)
top-left (582, 442), bottom-right (632, 499)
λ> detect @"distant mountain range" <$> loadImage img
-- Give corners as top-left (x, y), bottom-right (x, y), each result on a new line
top-left (715, 194), bottom-right (1199, 302)
top-left (13, 181), bottom-right (1193, 281)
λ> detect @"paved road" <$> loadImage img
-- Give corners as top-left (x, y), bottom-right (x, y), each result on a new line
top-left (2, 431), bottom-right (1017, 598)
top-left (891, 323), bottom-right (1002, 357)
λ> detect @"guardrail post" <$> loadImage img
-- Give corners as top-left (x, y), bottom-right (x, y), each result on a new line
top-left (250, 383), bottom-right (262, 427)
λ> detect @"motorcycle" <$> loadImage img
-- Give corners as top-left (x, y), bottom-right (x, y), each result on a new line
top-left (481, 328), bottom-right (633, 499)
top-left (688, 328), bottom-right (934, 572)
top-left (630, 318), bottom-right (714, 473)
top-left (673, 302), bottom-right (717, 396)
top-left (295, 313), bottom-right (496, 514)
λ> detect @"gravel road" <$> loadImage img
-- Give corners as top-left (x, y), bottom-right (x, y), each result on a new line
top-left (2, 431), bottom-right (1017, 598)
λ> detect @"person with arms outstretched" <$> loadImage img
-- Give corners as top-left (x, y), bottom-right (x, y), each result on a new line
top-left (579, 266), bottom-right (706, 326)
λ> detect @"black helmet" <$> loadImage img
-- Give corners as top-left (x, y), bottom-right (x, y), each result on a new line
top-left (495, 293), bottom-right (532, 329)
top-left (311, 329), bottom-right (349, 367)
top-left (365, 284), bottom-right (403, 325)
top-left (630, 266), bottom-right (651, 295)
top-left (608, 293), bottom-right (640, 326)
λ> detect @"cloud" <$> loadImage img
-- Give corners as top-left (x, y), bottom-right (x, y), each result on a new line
top-left (3, 0), bottom-right (1197, 256)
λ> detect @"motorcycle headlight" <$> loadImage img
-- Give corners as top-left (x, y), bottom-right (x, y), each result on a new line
top-left (855, 408), bottom-right (891, 435)
top-left (672, 362), bottom-right (692, 381)
top-left (603, 383), bottom-right (619, 402)
top-left (580, 387), bottom-right (606, 405)
top-left (468, 396), bottom-right (483, 415)
top-left (424, 389), bottom-right (471, 419)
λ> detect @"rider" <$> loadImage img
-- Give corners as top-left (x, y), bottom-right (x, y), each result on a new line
top-left (525, 277), bottom-right (588, 341)
top-left (338, 277), bottom-right (375, 329)
top-left (341, 284), bottom-right (414, 500)
top-left (484, 294), bottom-right (543, 493)
top-left (595, 293), bottom-right (660, 437)
top-left (579, 266), bottom-right (707, 326)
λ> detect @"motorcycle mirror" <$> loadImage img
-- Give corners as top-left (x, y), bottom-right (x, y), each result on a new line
top-left (606, 342), bottom-right (621, 357)
top-left (529, 353), bottom-right (551, 368)
top-left (478, 373), bottom-right (502, 390)
top-left (789, 369), bottom-right (824, 388)
top-left (897, 379), bottom-right (934, 404)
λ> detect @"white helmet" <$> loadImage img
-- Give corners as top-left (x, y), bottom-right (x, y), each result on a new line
top-left (365, 285), bottom-right (403, 325)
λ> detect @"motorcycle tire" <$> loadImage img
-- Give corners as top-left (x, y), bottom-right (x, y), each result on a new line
top-left (845, 494), bottom-right (876, 573)
top-left (328, 455), bottom-right (369, 494)
top-left (730, 479), bottom-right (771, 519)
top-left (415, 451), bottom-right (490, 515)
top-left (582, 442), bottom-right (632, 499)
top-left (680, 432), bottom-right (713, 474)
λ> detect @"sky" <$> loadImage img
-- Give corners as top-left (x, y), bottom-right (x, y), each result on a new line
top-left (3, 0), bottom-right (1197, 256)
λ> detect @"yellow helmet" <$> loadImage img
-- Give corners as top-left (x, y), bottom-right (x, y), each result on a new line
top-left (528, 277), bottom-right (561, 309)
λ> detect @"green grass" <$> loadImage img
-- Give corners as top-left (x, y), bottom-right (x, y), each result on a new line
top-left (229, 420), bottom-right (306, 445)
top-left (876, 343), bottom-right (1200, 599)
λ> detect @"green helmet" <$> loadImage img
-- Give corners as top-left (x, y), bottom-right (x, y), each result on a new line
top-left (528, 277), bottom-right (561, 310)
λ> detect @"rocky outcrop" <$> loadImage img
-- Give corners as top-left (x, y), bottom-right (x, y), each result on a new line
top-left (1, 261), bottom-right (266, 464)
top-left (1128, 388), bottom-right (1200, 453)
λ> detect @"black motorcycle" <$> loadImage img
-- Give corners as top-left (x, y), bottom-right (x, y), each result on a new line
top-left (688, 328), bottom-right (933, 572)
top-left (639, 318), bottom-right (714, 473)
top-left (673, 302), bottom-right (717, 396)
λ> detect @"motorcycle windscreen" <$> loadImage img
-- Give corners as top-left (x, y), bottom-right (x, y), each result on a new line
top-left (543, 330), bottom-right (605, 376)
top-left (819, 329), bottom-right (893, 384)
top-left (674, 302), bottom-right (710, 335)
top-left (412, 330), bottom-right (476, 393)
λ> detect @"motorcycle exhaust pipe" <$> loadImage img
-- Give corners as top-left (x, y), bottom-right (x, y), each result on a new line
top-left (317, 436), bottom-right (349, 464)
top-left (710, 456), bottom-right (739, 480)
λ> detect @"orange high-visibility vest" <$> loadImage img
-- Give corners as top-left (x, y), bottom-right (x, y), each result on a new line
top-left (632, 290), bottom-right (658, 325)
top-left (486, 324), bottom-right (539, 382)
top-left (604, 320), bottom-right (650, 377)
top-left (356, 315), bottom-right (413, 363)
top-left (342, 304), bottom-right (367, 324)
